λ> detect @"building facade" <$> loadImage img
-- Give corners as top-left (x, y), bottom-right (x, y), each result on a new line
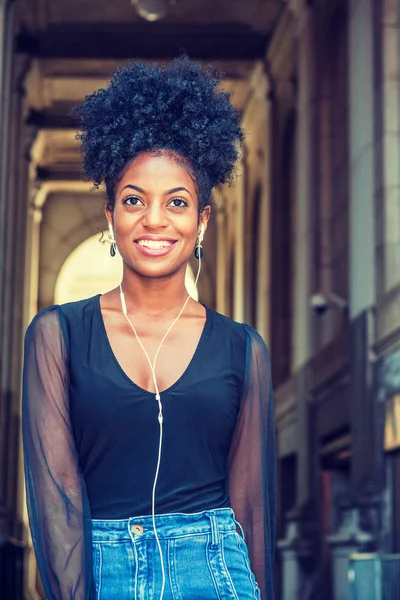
top-left (270, 1), bottom-right (400, 599)
top-left (0, 0), bottom-right (399, 598)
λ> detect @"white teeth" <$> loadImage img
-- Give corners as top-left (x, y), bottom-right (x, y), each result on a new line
top-left (137, 240), bottom-right (173, 249)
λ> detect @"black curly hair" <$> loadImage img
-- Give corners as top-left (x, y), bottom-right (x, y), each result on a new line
top-left (74, 57), bottom-right (244, 212)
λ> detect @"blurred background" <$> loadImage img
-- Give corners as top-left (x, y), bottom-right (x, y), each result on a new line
top-left (1, 0), bottom-right (400, 598)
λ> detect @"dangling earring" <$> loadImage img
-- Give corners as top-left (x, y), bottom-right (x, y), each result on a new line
top-left (108, 223), bottom-right (117, 257)
top-left (194, 223), bottom-right (205, 259)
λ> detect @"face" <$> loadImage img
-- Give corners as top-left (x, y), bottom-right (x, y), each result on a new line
top-left (107, 152), bottom-right (210, 280)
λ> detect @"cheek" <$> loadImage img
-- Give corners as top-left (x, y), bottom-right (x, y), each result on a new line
top-left (183, 224), bottom-right (200, 246)
top-left (113, 212), bottom-right (137, 236)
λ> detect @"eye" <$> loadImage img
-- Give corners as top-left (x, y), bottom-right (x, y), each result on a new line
top-left (169, 197), bottom-right (188, 208)
top-left (123, 196), bottom-right (144, 207)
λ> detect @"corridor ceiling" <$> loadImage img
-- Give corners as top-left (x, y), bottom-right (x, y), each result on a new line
top-left (18, 0), bottom-right (283, 187)
top-left (19, 0), bottom-right (283, 60)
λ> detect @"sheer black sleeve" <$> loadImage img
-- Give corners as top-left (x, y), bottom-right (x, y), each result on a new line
top-left (22, 306), bottom-right (95, 600)
top-left (228, 324), bottom-right (276, 600)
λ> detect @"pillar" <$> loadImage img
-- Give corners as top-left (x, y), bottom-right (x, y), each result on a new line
top-left (348, 0), bottom-right (376, 319)
top-left (233, 155), bottom-right (245, 323)
top-left (0, 2), bottom-right (33, 599)
top-left (274, 2), bottom-right (319, 598)
top-left (378, 0), bottom-right (400, 297)
top-left (326, 2), bottom-right (382, 598)
top-left (376, 0), bottom-right (400, 338)
top-left (215, 192), bottom-right (227, 315)
top-left (255, 68), bottom-right (273, 345)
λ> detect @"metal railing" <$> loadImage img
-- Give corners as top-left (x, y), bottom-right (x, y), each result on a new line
top-left (349, 553), bottom-right (400, 600)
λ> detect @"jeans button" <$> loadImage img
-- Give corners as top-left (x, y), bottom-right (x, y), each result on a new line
top-left (132, 524), bottom-right (144, 535)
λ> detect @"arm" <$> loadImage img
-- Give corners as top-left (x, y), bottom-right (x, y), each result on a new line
top-left (228, 325), bottom-right (276, 600)
top-left (22, 307), bottom-right (95, 600)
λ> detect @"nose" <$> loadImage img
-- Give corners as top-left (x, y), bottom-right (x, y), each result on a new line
top-left (142, 202), bottom-right (167, 230)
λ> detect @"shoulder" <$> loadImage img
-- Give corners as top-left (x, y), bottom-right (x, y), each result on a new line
top-left (207, 308), bottom-right (269, 355)
top-left (25, 305), bottom-right (66, 355)
top-left (206, 308), bottom-right (249, 361)
top-left (27, 305), bottom-right (62, 335)
top-left (207, 307), bottom-right (246, 342)
top-left (241, 324), bottom-right (271, 378)
top-left (26, 295), bottom-right (99, 344)
top-left (57, 294), bottom-right (99, 321)
top-left (243, 323), bottom-right (270, 355)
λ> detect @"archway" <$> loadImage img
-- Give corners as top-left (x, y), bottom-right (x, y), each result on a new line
top-left (54, 233), bottom-right (199, 304)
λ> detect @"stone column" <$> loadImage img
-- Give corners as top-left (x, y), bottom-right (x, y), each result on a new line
top-left (215, 193), bottom-right (227, 315)
top-left (288, 0), bottom-right (318, 511)
top-left (0, 3), bottom-right (33, 599)
top-left (373, 0), bottom-right (400, 564)
top-left (255, 71), bottom-right (273, 345)
top-left (0, 0), bottom-right (17, 529)
top-left (25, 187), bottom-right (44, 323)
top-left (274, 2), bottom-right (319, 599)
top-left (375, 0), bottom-right (400, 338)
top-left (348, 0), bottom-right (381, 503)
top-left (1, 51), bottom-right (32, 531)
top-left (326, 2), bottom-right (382, 598)
top-left (233, 155), bottom-right (245, 323)
top-left (377, 0), bottom-right (400, 297)
top-left (348, 0), bottom-right (376, 319)
top-left (290, 7), bottom-right (317, 374)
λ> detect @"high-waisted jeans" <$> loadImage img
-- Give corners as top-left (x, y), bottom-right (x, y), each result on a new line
top-left (91, 507), bottom-right (261, 599)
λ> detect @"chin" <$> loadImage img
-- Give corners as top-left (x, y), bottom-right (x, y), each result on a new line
top-left (127, 258), bottom-right (186, 280)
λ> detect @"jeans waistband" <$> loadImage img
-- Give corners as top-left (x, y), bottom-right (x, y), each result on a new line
top-left (91, 507), bottom-right (237, 542)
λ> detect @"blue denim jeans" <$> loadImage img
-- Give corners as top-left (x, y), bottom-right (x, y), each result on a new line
top-left (91, 507), bottom-right (261, 599)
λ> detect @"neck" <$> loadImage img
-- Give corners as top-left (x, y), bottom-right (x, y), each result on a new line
top-left (120, 267), bottom-right (190, 318)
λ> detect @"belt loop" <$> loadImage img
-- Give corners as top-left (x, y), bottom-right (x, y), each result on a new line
top-left (235, 519), bottom-right (245, 540)
top-left (127, 517), bottom-right (135, 545)
top-left (231, 510), bottom-right (245, 540)
top-left (208, 512), bottom-right (220, 549)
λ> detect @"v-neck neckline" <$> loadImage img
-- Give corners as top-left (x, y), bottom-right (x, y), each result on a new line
top-left (96, 293), bottom-right (211, 395)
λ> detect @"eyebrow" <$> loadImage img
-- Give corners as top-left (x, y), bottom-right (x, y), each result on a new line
top-left (120, 184), bottom-right (192, 198)
top-left (167, 187), bottom-right (192, 197)
top-left (120, 184), bottom-right (146, 195)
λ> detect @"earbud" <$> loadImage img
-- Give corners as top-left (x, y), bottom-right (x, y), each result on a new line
top-left (108, 223), bottom-right (117, 257)
top-left (198, 223), bottom-right (205, 245)
top-left (194, 223), bottom-right (205, 260)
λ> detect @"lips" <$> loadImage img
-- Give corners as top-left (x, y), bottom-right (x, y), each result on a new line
top-left (134, 236), bottom-right (177, 257)
top-left (137, 239), bottom-right (173, 249)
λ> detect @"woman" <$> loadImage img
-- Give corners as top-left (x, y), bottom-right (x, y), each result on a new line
top-left (22, 58), bottom-right (276, 600)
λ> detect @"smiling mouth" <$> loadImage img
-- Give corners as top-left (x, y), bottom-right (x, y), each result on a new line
top-left (134, 238), bottom-right (178, 256)
top-left (136, 239), bottom-right (175, 249)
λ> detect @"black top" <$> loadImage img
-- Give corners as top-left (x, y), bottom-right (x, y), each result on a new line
top-left (22, 295), bottom-right (276, 599)
top-left (67, 295), bottom-right (246, 517)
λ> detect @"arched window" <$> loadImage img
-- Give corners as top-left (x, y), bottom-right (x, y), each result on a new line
top-left (54, 233), bottom-right (198, 304)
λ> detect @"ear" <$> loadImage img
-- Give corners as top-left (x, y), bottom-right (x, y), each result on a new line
top-left (199, 205), bottom-right (211, 236)
top-left (105, 208), bottom-right (113, 228)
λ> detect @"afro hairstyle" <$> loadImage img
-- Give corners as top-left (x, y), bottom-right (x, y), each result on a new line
top-left (74, 57), bottom-right (244, 211)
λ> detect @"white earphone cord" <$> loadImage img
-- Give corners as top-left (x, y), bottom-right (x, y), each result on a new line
top-left (119, 238), bottom-right (202, 600)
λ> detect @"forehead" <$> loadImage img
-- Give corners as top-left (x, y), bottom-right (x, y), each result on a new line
top-left (117, 152), bottom-right (197, 194)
